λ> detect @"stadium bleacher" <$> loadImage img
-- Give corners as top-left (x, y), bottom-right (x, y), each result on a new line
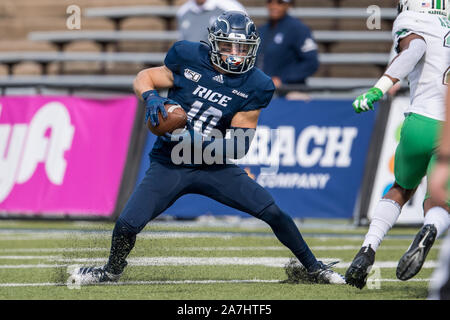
top-left (0, 52), bottom-right (390, 76)
top-left (83, 6), bottom-right (398, 30)
top-left (27, 30), bottom-right (392, 51)
top-left (0, 0), bottom-right (400, 88)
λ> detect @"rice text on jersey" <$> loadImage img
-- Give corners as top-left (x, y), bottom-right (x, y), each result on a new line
top-left (192, 85), bottom-right (233, 107)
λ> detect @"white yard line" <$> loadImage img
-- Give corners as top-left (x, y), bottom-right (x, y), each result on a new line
top-left (0, 264), bottom-right (66, 269)
top-left (0, 256), bottom-right (440, 269)
top-left (0, 255), bottom-right (61, 259)
top-left (53, 257), bottom-right (440, 269)
top-left (0, 282), bottom-right (66, 287)
top-left (0, 248), bottom-right (107, 253)
top-left (0, 278), bottom-right (431, 288)
top-left (173, 245), bottom-right (441, 251)
top-left (0, 231), bottom-right (239, 240)
top-left (0, 229), bottom-right (416, 241)
top-left (0, 244), bottom-right (434, 253)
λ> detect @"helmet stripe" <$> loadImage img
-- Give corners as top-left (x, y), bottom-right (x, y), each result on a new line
top-left (217, 17), bottom-right (230, 34)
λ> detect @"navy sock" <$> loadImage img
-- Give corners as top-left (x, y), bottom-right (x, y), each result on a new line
top-left (258, 204), bottom-right (319, 272)
top-left (104, 218), bottom-right (137, 275)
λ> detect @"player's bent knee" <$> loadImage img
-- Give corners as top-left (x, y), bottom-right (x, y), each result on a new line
top-left (115, 217), bottom-right (142, 236)
top-left (258, 203), bottom-right (292, 226)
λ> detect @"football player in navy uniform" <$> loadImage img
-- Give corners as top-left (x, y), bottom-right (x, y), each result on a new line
top-left (72, 11), bottom-right (345, 285)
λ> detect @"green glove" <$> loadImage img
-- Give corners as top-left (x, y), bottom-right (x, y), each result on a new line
top-left (352, 87), bottom-right (383, 114)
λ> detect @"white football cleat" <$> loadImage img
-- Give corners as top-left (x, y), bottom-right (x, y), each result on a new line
top-left (69, 266), bottom-right (121, 286)
top-left (310, 261), bottom-right (346, 284)
top-left (284, 259), bottom-right (346, 285)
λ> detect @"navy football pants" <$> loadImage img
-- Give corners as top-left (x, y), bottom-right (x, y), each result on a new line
top-left (109, 160), bottom-right (318, 273)
top-left (120, 161), bottom-right (276, 232)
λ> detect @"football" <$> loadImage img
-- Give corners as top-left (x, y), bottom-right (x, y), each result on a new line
top-left (147, 103), bottom-right (188, 136)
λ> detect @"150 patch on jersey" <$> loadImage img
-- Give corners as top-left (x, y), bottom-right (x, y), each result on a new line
top-left (184, 68), bottom-right (202, 82)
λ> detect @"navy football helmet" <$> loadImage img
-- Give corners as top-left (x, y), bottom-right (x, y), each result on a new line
top-left (208, 11), bottom-right (260, 74)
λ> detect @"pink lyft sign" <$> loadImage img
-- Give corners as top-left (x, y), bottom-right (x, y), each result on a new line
top-left (0, 96), bottom-right (138, 217)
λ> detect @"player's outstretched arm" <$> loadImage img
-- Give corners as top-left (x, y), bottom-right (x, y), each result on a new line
top-left (352, 33), bottom-right (426, 113)
top-left (133, 66), bottom-right (174, 99)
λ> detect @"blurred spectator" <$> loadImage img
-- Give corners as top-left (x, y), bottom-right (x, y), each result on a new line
top-left (257, 0), bottom-right (319, 88)
top-left (177, 0), bottom-right (246, 43)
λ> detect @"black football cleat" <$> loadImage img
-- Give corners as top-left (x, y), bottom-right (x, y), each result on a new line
top-left (396, 224), bottom-right (437, 281)
top-left (345, 245), bottom-right (375, 289)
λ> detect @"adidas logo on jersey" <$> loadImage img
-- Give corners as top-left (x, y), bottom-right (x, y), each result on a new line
top-left (212, 74), bottom-right (224, 84)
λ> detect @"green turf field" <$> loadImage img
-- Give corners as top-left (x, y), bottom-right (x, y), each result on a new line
top-left (0, 218), bottom-right (442, 300)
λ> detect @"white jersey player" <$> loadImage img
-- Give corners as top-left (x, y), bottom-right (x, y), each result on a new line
top-left (346, 0), bottom-right (450, 289)
top-left (393, 9), bottom-right (449, 120)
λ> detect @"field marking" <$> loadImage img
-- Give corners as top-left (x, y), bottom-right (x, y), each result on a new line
top-left (174, 245), bottom-right (441, 251)
top-left (0, 255), bottom-right (61, 260)
top-left (0, 248), bottom-right (107, 253)
top-left (0, 278), bottom-right (431, 288)
top-left (0, 231), bottom-right (236, 240)
top-left (52, 257), bottom-right (440, 269)
top-left (0, 229), bottom-right (418, 241)
top-left (0, 256), bottom-right (440, 269)
top-left (0, 264), bottom-right (67, 269)
top-left (0, 245), bottom-right (437, 253)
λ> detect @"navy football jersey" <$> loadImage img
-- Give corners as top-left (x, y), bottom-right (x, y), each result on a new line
top-left (150, 40), bottom-right (275, 165)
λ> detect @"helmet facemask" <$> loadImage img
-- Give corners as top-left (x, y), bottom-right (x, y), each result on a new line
top-left (209, 32), bottom-right (260, 74)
